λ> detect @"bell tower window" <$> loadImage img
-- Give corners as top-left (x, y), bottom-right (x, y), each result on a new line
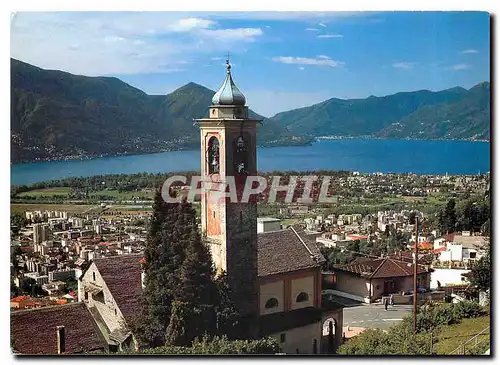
top-left (233, 135), bottom-right (248, 175)
top-left (207, 136), bottom-right (220, 174)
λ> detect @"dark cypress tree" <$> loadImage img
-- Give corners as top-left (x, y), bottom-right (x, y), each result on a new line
top-left (135, 190), bottom-right (185, 347)
top-left (440, 199), bottom-right (457, 234)
top-left (164, 301), bottom-right (190, 346)
top-left (167, 198), bottom-right (218, 345)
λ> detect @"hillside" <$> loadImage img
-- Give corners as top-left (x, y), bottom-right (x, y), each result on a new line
top-left (267, 86), bottom-right (482, 138)
top-left (11, 59), bottom-right (293, 163)
top-left (11, 59), bottom-right (490, 163)
top-left (376, 82), bottom-right (491, 140)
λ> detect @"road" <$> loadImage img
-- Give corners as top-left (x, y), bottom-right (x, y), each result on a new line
top-left (343, 303), bottom-right (413, 330)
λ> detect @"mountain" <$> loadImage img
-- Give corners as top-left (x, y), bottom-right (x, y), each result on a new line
top-left (268, 86), bottom-right (474, 138)
top-left (376, 82), bottom-right (490, 140)
top-left (11, 59), bottom-right (490, 163)
top-left (11, 59), bottom-right (294, 163)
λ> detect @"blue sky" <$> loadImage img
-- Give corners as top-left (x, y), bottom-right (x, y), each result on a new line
top-left (11, 11), bottom-right (490, 117)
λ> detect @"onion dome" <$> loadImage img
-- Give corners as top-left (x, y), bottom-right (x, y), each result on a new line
top-left (211, 59), bottom-right (246, 106)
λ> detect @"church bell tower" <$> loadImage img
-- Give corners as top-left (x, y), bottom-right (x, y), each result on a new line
top-left (195, 59), bottom-right (261, 319)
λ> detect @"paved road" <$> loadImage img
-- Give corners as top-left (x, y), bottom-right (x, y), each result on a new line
top-left (343, 304), bottom-right (413, 330)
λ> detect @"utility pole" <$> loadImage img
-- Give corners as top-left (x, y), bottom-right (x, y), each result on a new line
top-left (413, 216), bottom-right (419, 333)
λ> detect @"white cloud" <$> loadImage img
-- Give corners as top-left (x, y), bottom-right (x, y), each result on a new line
top-left (10, 12), bottom-right (264, 75)
top-left (199, 28), bottom-right (263, 42)
top-left (170, 17), bottom-right (216, 32)
top-left (272, 55), bottom-right (345, 68)
top-left (211, 57), bottom-right (222, 61)
top-left (450, 64), bottom-right (470, 71)
top-left (305, 28), bottom-right (319, 31)
top-left (299, 66), bottom-right (305, 71)
top-left (317, 55), bottom-right (330, 59)
top-left (317, 34), bottom-right (343, 38)
top-left (461, 49), bottom-right (478, 54)
top-left (392, 62), bottom-right (417, 69)
top-left (318, 22), bottom-right (327, 27)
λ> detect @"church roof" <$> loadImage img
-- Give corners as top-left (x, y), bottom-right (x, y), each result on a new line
top-left (93, 254), bottom-right (142, 326)
top-left (257, 227), bottom-right (325, 277)
top-left (10, 302), bottom-right (106, 354)
top-left (211, 60), bottom-right (246, 106)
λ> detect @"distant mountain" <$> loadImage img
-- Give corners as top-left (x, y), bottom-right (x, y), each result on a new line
top-left (268, 86), bottom-right (479, 138)
top-left (11, 59), bottom-right (294, 163)
top-left (376, 82), bottom-right (490, 140)
top-left (11, 59), bottom-right (490, 163)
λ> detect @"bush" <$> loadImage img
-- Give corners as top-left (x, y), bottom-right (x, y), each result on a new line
top-left (337, 327), bottom-right (432, 355)
top-left (432, 304), bottom-right (459, 327)
top-left (130, 335), bottom-right (281, 355)
top-left (452, 300), bottom-right (485, 319)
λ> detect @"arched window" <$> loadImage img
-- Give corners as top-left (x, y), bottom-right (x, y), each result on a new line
top-left (265, 298), bottom-right (279, 309)
top-left (207, 136), bottom-right (220, 174)
top-left (296, 292), bottom-right (309, 303)
top-left (233, 135), bottom-right (248, 175)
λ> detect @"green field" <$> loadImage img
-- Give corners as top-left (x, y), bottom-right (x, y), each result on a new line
top-left (89, 189), bottom-right (154, 200)
top-left (18, 187), bottom-right (72, 197)
top-left (434, 315), bottom-right (490, 355)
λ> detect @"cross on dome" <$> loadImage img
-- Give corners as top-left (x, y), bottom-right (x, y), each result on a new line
top-left (211, 55), bottom-right (246, 106)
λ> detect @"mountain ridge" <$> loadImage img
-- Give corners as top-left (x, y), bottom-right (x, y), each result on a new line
top-left (11, 58), bottom-right (490, 164)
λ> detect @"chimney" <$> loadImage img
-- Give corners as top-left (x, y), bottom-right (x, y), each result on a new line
top-left (56, 325), bottom-right (65, 354)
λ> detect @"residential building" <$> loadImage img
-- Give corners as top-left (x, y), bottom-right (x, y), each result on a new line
top-left (329, 257), bottom-right (432, 303)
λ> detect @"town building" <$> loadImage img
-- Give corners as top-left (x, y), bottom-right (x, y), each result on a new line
top-left (328, 256), bottom-right (432, 303)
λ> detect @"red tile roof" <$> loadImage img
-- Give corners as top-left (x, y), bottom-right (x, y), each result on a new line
top-left (11, 296), bottom-right (30, 303)
top-left (257, 228), bottom-right (323, 277)
top-left (334, 257), bottom-right (430, 279)
top-left (11, 302), bottom-right (106, 354)
top-left (418, 241), bottom-right (433, 250)
top-left (433, 247), bottom-right (447, 253)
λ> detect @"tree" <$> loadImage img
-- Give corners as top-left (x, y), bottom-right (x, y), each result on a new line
top-left (440, 199), bottom-right (457, 234)
top-left (165, 199), bottom-right (218, 346)
top-left (11, 212), bottom-right (27, 231)
top-left (135, 190), bottom-right (186, 347)
top-left (463, 240), bottom-right (490, 293)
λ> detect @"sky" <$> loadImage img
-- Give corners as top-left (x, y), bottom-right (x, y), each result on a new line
top-left (11, 11), bottom-right (490, 117)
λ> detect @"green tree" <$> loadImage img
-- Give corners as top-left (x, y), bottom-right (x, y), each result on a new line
top-left (439, 199), bottom-right (457, 234)
top-left (463, 240), bottom-right (490, 292)
top-left (135, 190), bottom-right (185, 347)
top-left (11, 212), bottom-right (27, 230)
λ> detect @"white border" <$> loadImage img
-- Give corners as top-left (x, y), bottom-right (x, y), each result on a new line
top-left (2, 1), bottom-right (497, 365)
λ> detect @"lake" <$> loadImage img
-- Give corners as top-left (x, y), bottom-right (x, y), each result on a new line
top-left (10, 139), bottom-right (490, 186)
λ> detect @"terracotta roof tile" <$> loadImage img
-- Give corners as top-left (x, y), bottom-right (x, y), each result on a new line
top-left (258, 228), bottom-right (322, 277)
top-left (334, 257), bottom-right (430, 279)
top-left (11, 302), bottom-right (106, 354)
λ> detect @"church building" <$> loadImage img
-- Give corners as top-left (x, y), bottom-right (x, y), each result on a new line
top-left (195, 60), bottom-right (344, 354)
